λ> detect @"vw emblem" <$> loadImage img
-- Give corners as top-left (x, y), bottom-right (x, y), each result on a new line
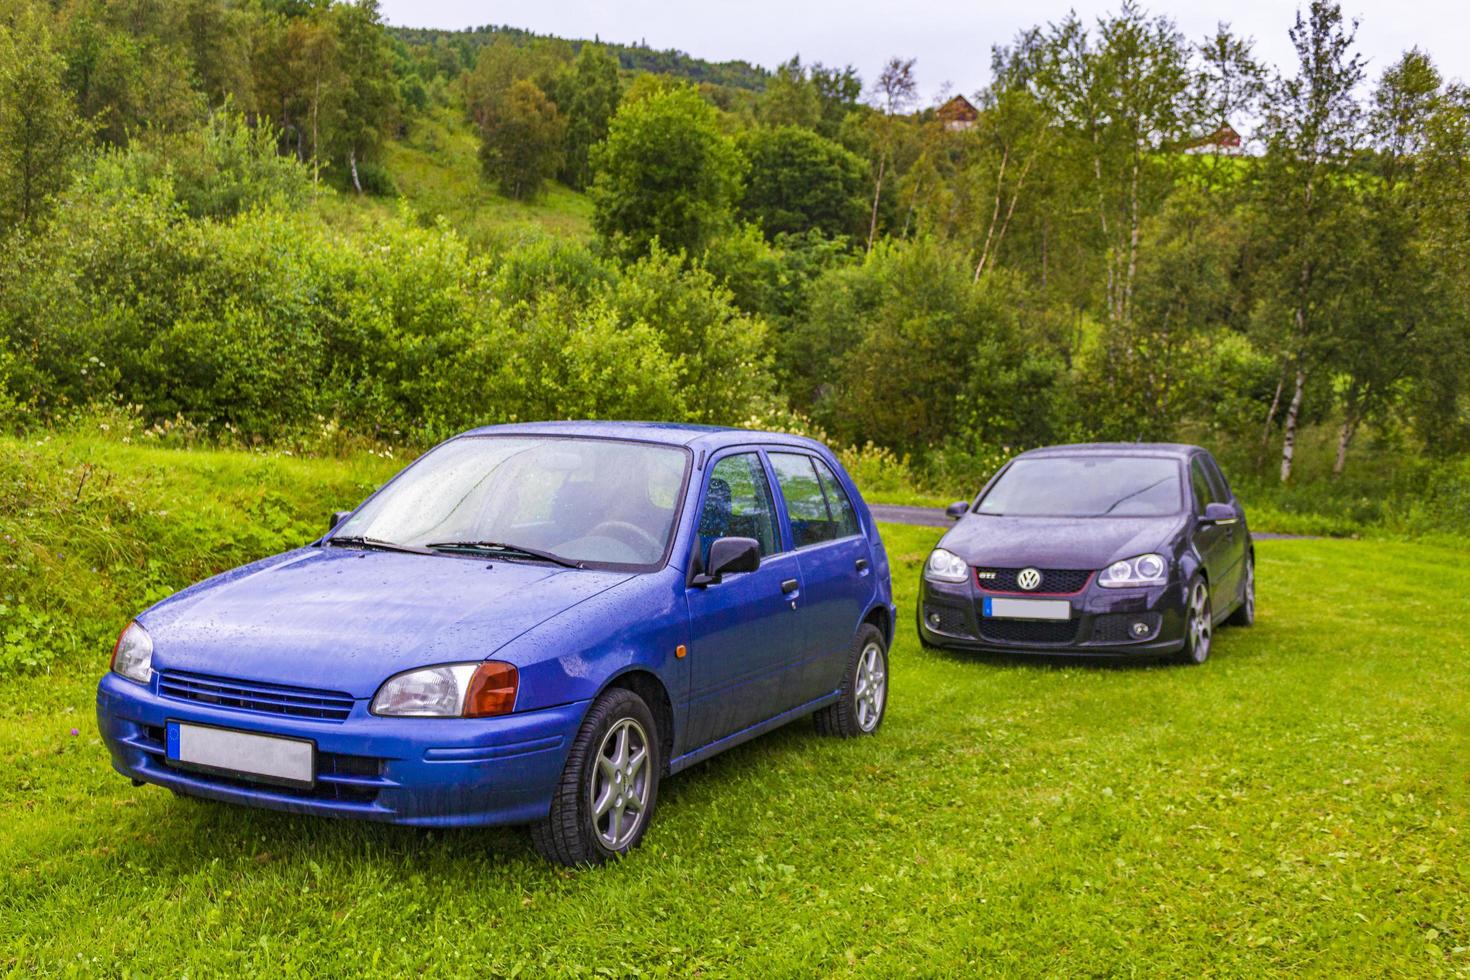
top-left (1016, 567), bottom-right (1043, 591)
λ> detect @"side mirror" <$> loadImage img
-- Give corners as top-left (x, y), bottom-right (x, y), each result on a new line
top-left (945, 501), bottom-right (970, 520)
top-left (329, 510), bottom-right (352, 532)
top-left (690, 536), bottom-right (761, 587)
top-left (1200, 502), bottom-right (1238, 526)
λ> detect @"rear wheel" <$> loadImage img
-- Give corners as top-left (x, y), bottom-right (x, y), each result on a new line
top-left (815, 624), bottom-right (888, 737)
top-left (1226, 555), bottom-right (1255, 627)
top-left (530, 687), bottom-right (660, 867)
top-left (1179, 577), bottom-right (1213, 665)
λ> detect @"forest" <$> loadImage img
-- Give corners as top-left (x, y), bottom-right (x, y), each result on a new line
top-left (1, 0), bottom-right (1467, 537)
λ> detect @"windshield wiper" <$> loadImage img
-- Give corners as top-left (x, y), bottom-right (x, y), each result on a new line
top-left (426, 541), bottom-right (583, 569)
top-left (327, 535), bottom-right (435, 556)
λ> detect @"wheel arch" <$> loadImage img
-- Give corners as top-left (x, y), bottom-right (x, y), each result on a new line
top-left (602, 668), bottom-right (675, 776)
top-left (862, 604), bottom-right (892, 647)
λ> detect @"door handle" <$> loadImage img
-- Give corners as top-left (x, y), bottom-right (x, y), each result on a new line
top-left (855, 558), bottom-right (870, 572)
top-left (781, 578), bottom-right (799, 595)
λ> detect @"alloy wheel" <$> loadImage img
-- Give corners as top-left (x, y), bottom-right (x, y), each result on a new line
top-left (589, 717), bottom-right (651, 850)
top-left (854, 642), bottom-right (887, 732)
top-left (1188, 580), bottom-right (1213, 662)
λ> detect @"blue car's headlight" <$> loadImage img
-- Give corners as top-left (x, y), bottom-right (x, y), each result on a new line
top-left (110, 621), bottom-right (153, 684)
top-left (1098, 553), bottom-right (1168, 588)
top-left (924, 548), bottom-right (969, 583)
top-left (371, 662), bottom-right (518, 718)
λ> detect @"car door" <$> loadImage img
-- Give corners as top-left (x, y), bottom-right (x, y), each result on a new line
top-left (1200, 452), bottom-right (1246, 602)
top-left (1189, 455), bottom-right (1237, 610)
top-left (683, 450), bottom-right (806, 749)
top-left (767, 451), bottom-right (874, 704)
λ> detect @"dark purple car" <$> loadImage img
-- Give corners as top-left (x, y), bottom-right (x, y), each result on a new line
top-left (917, 443), bottom-right (1254, 664)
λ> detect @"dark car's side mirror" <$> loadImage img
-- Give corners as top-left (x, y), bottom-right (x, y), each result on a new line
top-left (690, 537), bottom-right (761, 587)
top-left (329, 510), bottom-right (352, 532)
top-left (1200, 502), bottom-right (1239, 526)
top-left (945, 501), bottom-right (970, 520)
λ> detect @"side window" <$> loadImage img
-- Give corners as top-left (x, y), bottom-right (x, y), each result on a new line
top-left (1201, 454), bottom-right (1232, 503)
top-left (698, 454), bottom-right (778, 564)
top-left (813, 458), bottom-right (861, 538)
top-left (1189, 458), bottom-right (1216, 513)
top-left (770, 452), bottom-right (857, 547)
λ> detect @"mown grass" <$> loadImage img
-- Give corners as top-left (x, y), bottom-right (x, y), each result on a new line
top-left (2, 439), bottom-right (1467, 975)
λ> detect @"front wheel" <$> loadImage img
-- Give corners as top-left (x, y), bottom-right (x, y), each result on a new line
top-left (814, 624), bottom-right (888, 737)
top-left (530, 687), bottom-right (660, 867)
top-left (1179, 576), bottom-right (1214, 665)
top-left (1226, 555), bottom-right (1255, 627)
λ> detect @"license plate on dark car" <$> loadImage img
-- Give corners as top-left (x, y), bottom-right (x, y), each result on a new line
top-left (983, 597), bottom-right (1071, 621)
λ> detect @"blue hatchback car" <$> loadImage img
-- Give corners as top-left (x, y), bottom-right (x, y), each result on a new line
top-left (97, 422), bottom-right (895, 865)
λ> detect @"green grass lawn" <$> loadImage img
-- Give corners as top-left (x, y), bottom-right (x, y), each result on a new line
top-left (2, 443), bottom-right (1467, 975)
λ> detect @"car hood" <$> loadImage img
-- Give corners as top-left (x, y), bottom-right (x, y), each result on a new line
top-left (139, 547), bottom-right (633, 699)
top-left (940, 513), bottom-right (1185, 570)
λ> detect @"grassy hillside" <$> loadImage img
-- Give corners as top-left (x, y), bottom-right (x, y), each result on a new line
top-left (316, 103), bottom-right (592, 244)
top-left (2, 435), bottom-right (1467, 974)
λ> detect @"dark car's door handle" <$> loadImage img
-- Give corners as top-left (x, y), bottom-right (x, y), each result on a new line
top-left (781, 578), bottom-right (799, 595)
top-left (855, 558), bottom-right (870, 572)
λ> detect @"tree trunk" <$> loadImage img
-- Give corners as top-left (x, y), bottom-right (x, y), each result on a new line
top-left (1122, 153), bottom-right (1141, 324)
top-left (349, 147), bottom-right (363, 195)
top-left (1256, 369), bottom-right (1286, 470)
top-left (866, 154), bottom-right (887, 252)
top-left (1333, 383), bottom-right (1364, 476)
top-left (1280, 366), bottom-right (1306, 483)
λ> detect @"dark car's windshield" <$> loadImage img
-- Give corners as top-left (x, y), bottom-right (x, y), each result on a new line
top-left (335, 436), bottom-right (689, 567)
top-left (977, 456), bottom-right (1182, 517)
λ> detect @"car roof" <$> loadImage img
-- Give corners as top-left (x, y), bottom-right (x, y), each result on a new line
top-left (453, 420), bottom-right (831, 454)
top-left (1015, 442), bottom-right (1206, 461)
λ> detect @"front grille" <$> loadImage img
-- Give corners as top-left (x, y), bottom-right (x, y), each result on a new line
top-left (923, 603), bottom-right (971, 636)
top-left (978, 618), bottom-right (1079, 644)
top-left (1090, 613), bottom-right (1162, 644)
top-left (158, 671), bottom-right (355, 722)
top-left (974, 567), bottom-right (1093, 594)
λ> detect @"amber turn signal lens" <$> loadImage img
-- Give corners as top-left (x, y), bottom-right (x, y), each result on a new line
top-left (463, 661), bottom-right (518, 717)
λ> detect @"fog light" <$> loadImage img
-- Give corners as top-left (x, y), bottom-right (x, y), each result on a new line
top-left (928, 612), bottom-right (941, 627)
top-left (1131, 621), bottom-right (1150, 637)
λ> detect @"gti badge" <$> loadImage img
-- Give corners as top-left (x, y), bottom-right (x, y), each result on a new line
top-left (1016, 567), bottom-right (1042, 591)
top-left (976, 570), bottom-right (997, 580)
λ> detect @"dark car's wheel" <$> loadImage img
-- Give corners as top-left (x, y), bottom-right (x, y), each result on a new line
top-left (1226, 555), bottom-right (1255, 627)
top-left (530, 687), bottom-right (660, 867)
top-left (1179, 576), bottom-right (1214, 665)
top-left (814, 624), bottom-right (888, 737)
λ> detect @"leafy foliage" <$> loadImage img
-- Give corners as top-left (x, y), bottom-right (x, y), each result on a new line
top-left (591, 84), bottom-right (745, 259)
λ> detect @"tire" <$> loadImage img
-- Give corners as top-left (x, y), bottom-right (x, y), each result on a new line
top-left (814, 624), bottom-right (889, 737)
top-left (1179, 576), bottom-right (1214, 665)
top-left (1226, 555), bottom-right (1255, 627)
top-left (530, 687), bottom-right (661, 867)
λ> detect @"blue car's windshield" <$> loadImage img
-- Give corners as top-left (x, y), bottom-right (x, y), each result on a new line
top-left (337, 436), bottom-right (689, 567)
top-left (977, 456), bottom-right (1182, 517)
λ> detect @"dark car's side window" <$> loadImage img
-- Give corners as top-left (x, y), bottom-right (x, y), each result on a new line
top-left (769, 452), bottom-right (857, 548)
top-left (698, 453), bottom-right (778, 565)
top-left (1201, 454), bottom-right (1232, 503)
top-left (1190, 458), bottom-right (1216, 513)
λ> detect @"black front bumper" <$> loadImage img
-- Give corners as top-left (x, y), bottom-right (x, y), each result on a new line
top-left (916, 574), bottom-right (1188, 657)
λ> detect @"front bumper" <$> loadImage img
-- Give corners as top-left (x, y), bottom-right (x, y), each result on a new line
top-left (96, 672), bottom-right (588, 827)
top-left (917, 574), bottom-right (1188, 657)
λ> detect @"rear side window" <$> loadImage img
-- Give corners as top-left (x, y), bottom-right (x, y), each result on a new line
top-left (698, 453), bottom-right (778, 564)
top-left (769, 452), bottom-right (859, 547)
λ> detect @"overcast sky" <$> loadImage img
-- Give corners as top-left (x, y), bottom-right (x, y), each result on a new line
top-left (378, 0), bottom-right (1467, 106)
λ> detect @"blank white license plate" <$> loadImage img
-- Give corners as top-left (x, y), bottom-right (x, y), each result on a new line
top-left (166, 722), bottom-right (315, 788)
top-left (983, 597), bottom-right (1072, 621)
